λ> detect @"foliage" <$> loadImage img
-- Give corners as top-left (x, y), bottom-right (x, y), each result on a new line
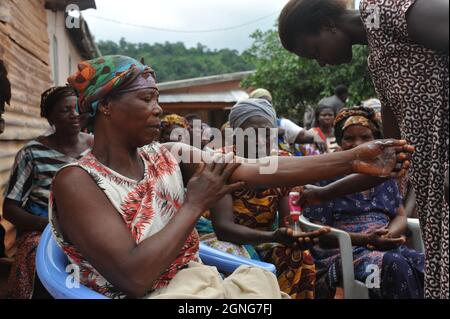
top-left (97, 38), bottom-right (254, 82)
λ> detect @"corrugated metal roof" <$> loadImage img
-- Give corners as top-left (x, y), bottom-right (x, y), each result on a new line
top-left (159, 90), bottom-right (249, 104)
top-left (158, 71), bottom-right (255, 91)
top-left (45, 0), bottom-right (96, 11)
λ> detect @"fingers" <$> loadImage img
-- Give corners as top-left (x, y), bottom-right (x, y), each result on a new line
top-left (222, 161), bottom-right (241, 181)
top-left (212, 153), bottom-right (234, 175)
top-left (375, 139), bottom-right (407, 148)
top-left (375, 228), bottom-right (389, 236)
top-left (384, 237), bottom-right (406, 245)
top-left (224, 181), bottom-right (246, 194)
top-left (192, 162), bottom-right (206, 178)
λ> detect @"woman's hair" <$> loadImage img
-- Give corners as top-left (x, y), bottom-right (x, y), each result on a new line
top-left (278, 0), bottom-right (347, 52)
top-left (334, 106), bottom-right (383, 145)
top-left (314, 104), bottom-right (336, 127)
top-left (40, 86), bottom-right (76, 120)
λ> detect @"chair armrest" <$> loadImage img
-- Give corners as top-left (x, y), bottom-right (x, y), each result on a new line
top-left (299, 215), bottom-right (369, 299)
top-left (199, 242), bottom-right (276, 275)
top-left (407, 218), bottom-right (424, 252)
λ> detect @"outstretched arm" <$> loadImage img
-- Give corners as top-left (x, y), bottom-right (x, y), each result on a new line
top-left (167, 139), bottom-right (413, 190)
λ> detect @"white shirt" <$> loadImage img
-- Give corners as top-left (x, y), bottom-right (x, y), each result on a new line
top-left (278, 118), bottom-right (304, 144)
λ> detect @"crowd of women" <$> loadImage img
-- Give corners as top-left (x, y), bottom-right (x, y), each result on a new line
top-left (0, 0), bottom-right (448, 300)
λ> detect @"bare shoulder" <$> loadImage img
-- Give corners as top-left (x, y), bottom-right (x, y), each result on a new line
top-left (53, 166), bottom-right (92, 194)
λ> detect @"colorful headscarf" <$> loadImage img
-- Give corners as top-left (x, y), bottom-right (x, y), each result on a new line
top-left (67, 55), bottom-right (157, 116)
top-left (334, 106), bottom-right (383, 145)
top-left (161, 114), bottom-right (190, 129)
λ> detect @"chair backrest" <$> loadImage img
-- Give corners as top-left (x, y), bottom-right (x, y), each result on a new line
top-left (36, 226), bottom-right (277, 299)
top-left (35, 226), bottom-right (108, 299)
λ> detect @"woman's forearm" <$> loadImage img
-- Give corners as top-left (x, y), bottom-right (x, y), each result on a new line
top-left (318, 232), bottom-right (368, 249)
top-left (232, 150), bottom-right (356, 189)
top-left (2, 200), bottom-right (48, 232)
top-left (387, 207), bottom-right (408, 238)
top-left (320, 174), bottom-right (387, 201)
top-left (122, 202), bottom-right (204, 297)
top-left (214, 222), bottom-right (275, 246)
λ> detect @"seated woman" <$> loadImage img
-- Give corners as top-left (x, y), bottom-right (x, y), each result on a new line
top-left (50, 55), bottom-right (413, 299)
top-left (198, 99), bottom-right (329, 299)
top-left (2, 86), bottom-right (93, 298)
top-left (301, 107), bottom-right (425, 299)
top-left (159, 114), bottom-right (190, 144)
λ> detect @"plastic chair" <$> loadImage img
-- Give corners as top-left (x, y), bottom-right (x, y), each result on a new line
top-left (36, 225), bottom-right (276, 299)
top-left (299, 215), bottom-right (424, 299)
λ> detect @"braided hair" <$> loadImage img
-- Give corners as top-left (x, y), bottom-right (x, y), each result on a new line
top-left (334, 106), bottom-right (383, 145)
top-left (40, 86), bottom-right (76, 121)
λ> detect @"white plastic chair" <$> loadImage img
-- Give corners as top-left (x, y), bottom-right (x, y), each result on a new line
top-left (299, 215), bottom-right (424, 299)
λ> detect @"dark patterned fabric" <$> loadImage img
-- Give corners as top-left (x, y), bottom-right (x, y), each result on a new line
top-left (304, 179), bottom-right (424, 299)
top-left (361, 0), bottom-right (449, 298)
top-left (6, 232), bottom-right (41, 299)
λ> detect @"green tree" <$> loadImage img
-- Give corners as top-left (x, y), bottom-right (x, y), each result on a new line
top-left (97, 38), bottom-right (254, 82)
top-left (242, 28), bottom-right (375, 123)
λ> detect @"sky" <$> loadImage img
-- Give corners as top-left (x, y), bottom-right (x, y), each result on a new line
top-left (82, 0), bottom-right (292, 52)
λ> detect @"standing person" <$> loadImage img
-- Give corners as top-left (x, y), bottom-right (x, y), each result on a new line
top-left (278, 0), bottom-right (449, 298)
top-left (160, 114), bottom-right (190, 144)
top-left (2, 86), bottom-right (93, 298)
top-left (309, 105), bottom-right (339, 153)
top-left (249, 88), bottom-right (327, 153)
top-left (318, 85), bottom-right (349, 115)
top-left (50, 55), bottom-right (412, 299)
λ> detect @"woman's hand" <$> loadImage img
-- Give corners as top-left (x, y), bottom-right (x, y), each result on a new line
top-left (185, 153), bottom-right (245, 214)
top-left (273, 227), bottom-right (330, 250)
top-left (365, 228), bottom-right (406, 251)
top-left (298, 185), bottom-right (328, 206)
top-left (313, 135), bottom-right (328, 153)
top-left (351, 139), bottom-right (414, 178)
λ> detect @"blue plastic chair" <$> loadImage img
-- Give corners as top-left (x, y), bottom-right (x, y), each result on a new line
top-left (36, 225), bottom-right (276, 299)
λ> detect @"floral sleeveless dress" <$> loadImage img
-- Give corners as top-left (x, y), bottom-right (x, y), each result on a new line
top-left (49, 143), bottom-right (200, 298)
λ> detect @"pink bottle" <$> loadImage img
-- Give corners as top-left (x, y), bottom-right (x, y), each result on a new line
top-left (289, 192), bottom-right (302, 235)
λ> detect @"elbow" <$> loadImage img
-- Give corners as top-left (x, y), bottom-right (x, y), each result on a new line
top-left (122, 282), bottom-right (150, 299)
top-left (114, 271), bottom-right (155, 299)
top-left (2, 200), bottom-right (14, 222)
top-left (107, 261), bottom-right (158, 299)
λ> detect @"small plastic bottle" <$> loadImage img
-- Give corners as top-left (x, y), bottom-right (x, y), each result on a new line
top-left (289, 192), bottom-right (302, 235)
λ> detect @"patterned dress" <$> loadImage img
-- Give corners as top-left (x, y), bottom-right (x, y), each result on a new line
top-left (198, 147), bottom-right (317, 299)
top-left (304, 179), bottom-right (424, 299)
top-left (361, 0), bottom-right (449, 298)
top-left (49, 143), bottom-right (199, 298)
